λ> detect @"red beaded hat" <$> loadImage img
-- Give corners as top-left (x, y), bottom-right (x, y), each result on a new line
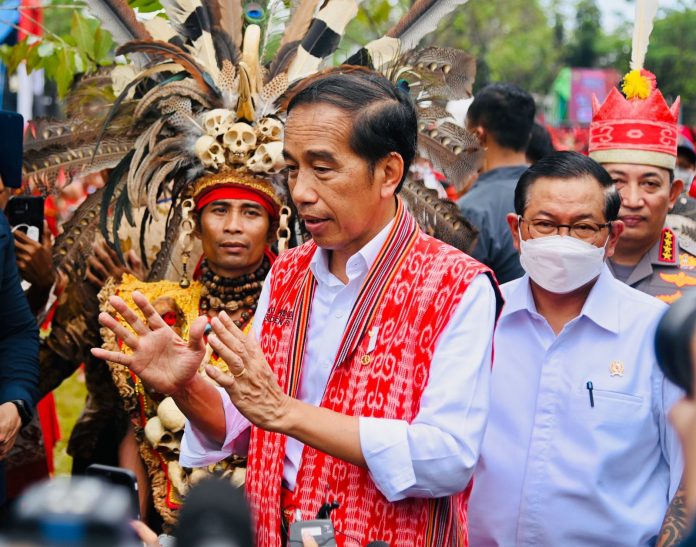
top-left (588, 0), bottom-right (680, 170)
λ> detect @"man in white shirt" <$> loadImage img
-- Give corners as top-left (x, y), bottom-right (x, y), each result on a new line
top-left (93, 69), bottom-right (501, 546)
top-left (468, 150), bottom-right (683, 547)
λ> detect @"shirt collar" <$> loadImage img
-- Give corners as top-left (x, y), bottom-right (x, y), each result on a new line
top-left (501, 264), bottom-right (620, 334)
top-left (309, 217), bottom-right (397, 286)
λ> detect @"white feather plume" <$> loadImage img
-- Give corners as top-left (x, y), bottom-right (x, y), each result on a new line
top-left (630, 0), bottom-right (659, 71)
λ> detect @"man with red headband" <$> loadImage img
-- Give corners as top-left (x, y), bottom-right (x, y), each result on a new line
top-left (102, 171), bottom-right (281, 525)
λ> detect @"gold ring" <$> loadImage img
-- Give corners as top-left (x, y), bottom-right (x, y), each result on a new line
top-left (232, 367), bottom-right (247, 379)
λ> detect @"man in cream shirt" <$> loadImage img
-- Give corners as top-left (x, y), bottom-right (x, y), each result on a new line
top-left (468, 151), bottom-right (683, 546)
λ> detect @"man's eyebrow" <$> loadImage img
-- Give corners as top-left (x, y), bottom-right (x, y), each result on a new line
top-left (533, 210), bottom-right (601, 221)
top-left (306, 150), bottom-right (338, 163)
top-left (240, 201), bottom-right (264, 210)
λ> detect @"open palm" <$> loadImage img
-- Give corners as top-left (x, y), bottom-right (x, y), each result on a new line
top-left (92, 291), bottom-right (208, 396)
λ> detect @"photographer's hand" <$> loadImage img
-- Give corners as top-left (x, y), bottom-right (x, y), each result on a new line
top-left (0, 402), bottom-right (22, 460)
top-left (14, 220), bottom-right (55, 290)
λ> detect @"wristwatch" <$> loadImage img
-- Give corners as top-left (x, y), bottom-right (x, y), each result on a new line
top-left (9, 400), bottom-right (32, 427)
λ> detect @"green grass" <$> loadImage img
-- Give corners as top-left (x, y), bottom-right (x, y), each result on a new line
top-left (52, 367), bottom-right (87, 476)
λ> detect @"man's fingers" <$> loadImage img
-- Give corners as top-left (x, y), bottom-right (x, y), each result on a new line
top-left (208, 332), bottom-right (246, 374)
top-left (108, 296), bottom-right (150, 336)
top-left (98, 311), bottom-right (140, 349)
top-left (132, 291), bottom-right (168, 330)
top-left (218, 311), bottom-right (245, 340)
top-left (205, 364), bottom-right (236, 390)
top-left (41, 220), bottom-right (51, 248)
top-left (93, 242), bottom-right (120, 272)
top-left (91, 346), bottom-right (134, 367)
top-left (189, 315), bottom-right (208, 353)
top-left (211, 316), bottom-right (246, 356)
top-left (88, 255), bottom-right (110, 281)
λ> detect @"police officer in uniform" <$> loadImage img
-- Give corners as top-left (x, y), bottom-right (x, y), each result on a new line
top-left (587, 67), bottom-right (696, 305)
top-left (588, 64), bottom-right (696, 546)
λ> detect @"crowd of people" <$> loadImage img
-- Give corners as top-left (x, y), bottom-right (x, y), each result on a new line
top-left (1, 1), bottom-right (696, 546)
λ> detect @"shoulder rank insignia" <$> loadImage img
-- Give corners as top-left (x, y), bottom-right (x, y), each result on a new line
top-left (659, 228), bottom-right (677, 263)
top-left (657, 291), bottom-right (683, 304)
top-left (660, 271), bottom-right (696, 288)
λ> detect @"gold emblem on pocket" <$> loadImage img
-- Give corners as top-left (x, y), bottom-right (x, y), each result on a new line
top-left (609, 360), bottom-right (625, 377)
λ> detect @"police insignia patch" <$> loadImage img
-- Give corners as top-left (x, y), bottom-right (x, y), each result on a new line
top-left (659, 228), bottom-right (677, 263)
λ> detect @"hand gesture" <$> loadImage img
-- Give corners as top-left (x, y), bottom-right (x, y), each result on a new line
top-left (204, 311), bottom-right (290, 431)
top-left (0, 402), bottom-right (22, 461)
top-left (91, 291), bottom-right (208, 396)
top-left (14, 220), bottom-right (55, 290)
top-left (86, 239), bottom-right (145, 289)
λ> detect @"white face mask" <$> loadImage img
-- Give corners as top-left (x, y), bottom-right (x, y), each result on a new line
top-left (518, 227), bottom-right (608, 294)
top-left (675, 168), bottom-right (695, 186)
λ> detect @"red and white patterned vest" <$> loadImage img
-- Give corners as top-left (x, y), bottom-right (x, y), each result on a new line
top-left (246, 204), bottom-right (498, 546)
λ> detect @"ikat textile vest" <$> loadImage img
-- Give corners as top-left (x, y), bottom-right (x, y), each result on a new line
top-left (246, 204), bottom-right (497, 546)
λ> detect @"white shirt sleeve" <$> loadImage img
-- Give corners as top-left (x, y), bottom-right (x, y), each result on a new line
top-left (358, 274), bottom-right (496, 502)
top-left (179, 270), bottom-right (273, 468)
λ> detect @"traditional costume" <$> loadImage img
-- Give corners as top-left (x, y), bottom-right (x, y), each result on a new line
top-left (21, 0), bottom-right (491, 533)
top-left (587, 3), bottom-right (696, 303)
top-left (101, 173), bottom-right (281, 524)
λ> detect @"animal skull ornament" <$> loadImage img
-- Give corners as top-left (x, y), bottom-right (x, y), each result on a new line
top-left (157, 397), bottom-right (186, 433)
top-left (202, 109), bottom-right (235, 138)
top-left (256, 117), bottom-right (283, 142)
top-left (144, 416), bottom-right (180, 456)
top-left (168, 461), bottom-right (190, 497)
top-left (223, 122), bottom-right (257, 162)
top-left (247, 141), bottom-right (285, 173)
top-left (195, 135), bottom-right (226, 170)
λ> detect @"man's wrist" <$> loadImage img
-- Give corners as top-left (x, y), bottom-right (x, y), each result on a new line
top-left (6, 400), bottom-right (31, 427)
top-left (272, 395), bottom-right (301, 434)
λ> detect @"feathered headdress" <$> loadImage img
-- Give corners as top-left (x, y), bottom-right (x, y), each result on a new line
top-left (25, 0), bottom-right (482, 282)
top-left (588, 0), bottom-right (680, 170)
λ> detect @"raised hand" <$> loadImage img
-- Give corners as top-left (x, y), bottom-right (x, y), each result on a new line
top-left (91, 291), bottom-right (208, 396)
top-left (204, 311), bottom-right (290, 431)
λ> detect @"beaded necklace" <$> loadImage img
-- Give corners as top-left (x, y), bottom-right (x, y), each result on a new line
top-left (198, 256), bottom-right (269, 328)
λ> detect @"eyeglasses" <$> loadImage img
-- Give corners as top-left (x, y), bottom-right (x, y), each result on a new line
top-left (519, 217), bottom-right (611, 243)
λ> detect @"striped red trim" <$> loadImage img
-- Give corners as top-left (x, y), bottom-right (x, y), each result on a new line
top-left (283, 198), bottom-right (419, 397)
top-left (333, 199), bottom-right (418, 367)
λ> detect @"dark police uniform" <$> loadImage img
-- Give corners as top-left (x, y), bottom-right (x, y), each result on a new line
top-left (608, 226), bottom-right (696, 303)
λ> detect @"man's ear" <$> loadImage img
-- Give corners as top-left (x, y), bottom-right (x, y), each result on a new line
top-left (378, 152), bottom-right (404, 199)
top-left (668, 177), bottom-right (685, 210)
top-left (605, 220), bottom-right (625, 259)
top-left (507, 213), bottom-right (521, 252)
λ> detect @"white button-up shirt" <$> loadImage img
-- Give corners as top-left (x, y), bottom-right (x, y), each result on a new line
top-left (468, 265), bottom-right (683, 547)
top-left (181, 220), bottom-right (498, 502)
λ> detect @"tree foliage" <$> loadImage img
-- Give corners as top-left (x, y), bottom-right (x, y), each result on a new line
top-left (645, 5), bottom-right (696, 125)
top-left (0, 10), bottom-right (113, 97)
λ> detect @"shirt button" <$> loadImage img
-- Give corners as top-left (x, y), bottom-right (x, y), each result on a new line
top-left (335, 311), bottom-right (344, 318)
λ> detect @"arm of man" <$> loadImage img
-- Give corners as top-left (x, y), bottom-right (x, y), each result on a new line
top-left (206, 274), bottom-right (496, 500)
top-left (457, 198), bottom-right (492, 265)
top-left (657, 374), bottom-right (688, 547)
top-left (0, 212), bottom-right (40, 457)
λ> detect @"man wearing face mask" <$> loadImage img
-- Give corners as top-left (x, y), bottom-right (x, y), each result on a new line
top-left (468, 151), bottom-right (683, 547)
top-left (670, 134), bottom-right (696, 222)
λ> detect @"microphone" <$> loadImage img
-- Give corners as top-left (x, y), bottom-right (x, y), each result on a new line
top-left (366, 542), bottom-right (389, 547)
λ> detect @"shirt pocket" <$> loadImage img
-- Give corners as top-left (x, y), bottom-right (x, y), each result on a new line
top-left (571, 385), bottom-right (646, 424)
